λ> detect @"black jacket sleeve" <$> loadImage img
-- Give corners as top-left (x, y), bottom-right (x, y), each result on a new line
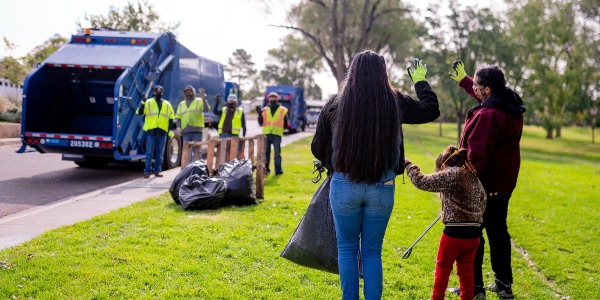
top-left (213, 102), bottom-right (222, 116)
top-left (257, 108), bottom-right (263, 126)
top-left (311, 96), bottom-right (337, 173)
top-left (399, 81), bottom-right (440, 124)
top-left (241, 112), bottom-right (247, 137)
top-left (137, 102), bottom-right (145, 115)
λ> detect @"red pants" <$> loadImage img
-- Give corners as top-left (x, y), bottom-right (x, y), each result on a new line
top-left (432, 233), bottom-right (480, 300)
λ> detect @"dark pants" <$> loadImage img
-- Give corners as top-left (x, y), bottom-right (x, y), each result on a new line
top-left (474, 194), bottom-right (513, 288)
top-left (265, 134), bottom-right (282, 174)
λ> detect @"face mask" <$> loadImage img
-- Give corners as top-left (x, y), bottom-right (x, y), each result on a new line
top-left (154, 93), bottom-right (163, 101)
top-left (227, 104), bottom-right (236, 109)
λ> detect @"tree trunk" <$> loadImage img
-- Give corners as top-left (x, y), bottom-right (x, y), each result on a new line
top-left (438, 114), bottom-right (443, 137)
top-left (456, 114), bottom-right (463, 145)
top-left (545, 127), bottom-right (553, 139)
top-left (555, 125), bottom-right (562, 138)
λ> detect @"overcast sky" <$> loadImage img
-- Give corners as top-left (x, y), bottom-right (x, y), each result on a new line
top-left (0, 0), bottom-right (492, 96)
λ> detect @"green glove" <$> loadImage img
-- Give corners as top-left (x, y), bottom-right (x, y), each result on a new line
top-left (448, 59), bottom-right (466, 82)
top-left (168, 130), bottom-right (174, 139)
top-left (407, 58), bottom-right (427, 83)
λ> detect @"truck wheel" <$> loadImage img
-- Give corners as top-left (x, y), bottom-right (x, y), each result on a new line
top-left (163, 136), bottom-right (182, 170)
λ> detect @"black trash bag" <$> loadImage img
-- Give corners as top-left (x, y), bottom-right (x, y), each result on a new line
top-left (218, 158), bottom-right (257, 206)
top-left (178, 174), bottom-right (227, 210)
top-left (169, 160), bottom-right (209, 204)
top-left (280, 176), bottom-right (339, 273)
top-left (281, 176), bottom-right (363, 275)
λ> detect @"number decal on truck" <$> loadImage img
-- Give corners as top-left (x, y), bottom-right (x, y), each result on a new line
top-left (69, 140), bottom-right (96, 148)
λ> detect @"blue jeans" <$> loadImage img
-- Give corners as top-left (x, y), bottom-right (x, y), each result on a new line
top-left (265, 134), bottom-right (282, 174)
top-left (330, 170), bottom-right (395, 300)
top-left (220, 133), bottom-right (236, 138)
top-left (144, 134), bottom-right (167, 174)
top-left (182, 132), bottom-right (203, 142)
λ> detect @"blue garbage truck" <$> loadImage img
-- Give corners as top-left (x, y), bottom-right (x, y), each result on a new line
top-left (19, 29), bottom-right (232, 168)
top-left (262, 85), bottom-right (306, 133)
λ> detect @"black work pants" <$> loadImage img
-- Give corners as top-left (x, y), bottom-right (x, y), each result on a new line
top-left (474, 193), bottom-right (513, 287)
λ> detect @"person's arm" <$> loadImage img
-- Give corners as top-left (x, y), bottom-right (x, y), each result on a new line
top-left (311, 97), bottom-right (336, 171)
top-left (137, 96), bottom-right (147, 115)
top-left (256, 106), bottom-right (264, 126)
top-left (458, 76), bottom-right (481, 103)
top-left (402, 59), bottom-right (440, 124)
top-left (241, 112), bottom-right (247, 137)
top-left (449, 60), bottom-right (480, 103)
top-left (398, 81), bottom-right (440, 124)
top-left (212, 101), bottom-right (222, 116)
top-left (404, 159), bottom-right (457, 192)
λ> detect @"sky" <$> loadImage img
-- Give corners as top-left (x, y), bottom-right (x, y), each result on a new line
top-left (0, 0), bottom-right (492, 97)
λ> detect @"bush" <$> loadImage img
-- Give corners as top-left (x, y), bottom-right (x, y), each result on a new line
top-left (0, 108), bottom-right (21, 123)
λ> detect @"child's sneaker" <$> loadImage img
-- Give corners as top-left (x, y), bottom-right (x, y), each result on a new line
top-left (488, 281), bottom-right (514, 299)
top-left (447, 287), bottom-right (486, 299)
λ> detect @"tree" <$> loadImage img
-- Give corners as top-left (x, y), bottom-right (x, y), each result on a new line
top-left (260, 35), bottom-right (323, 99)
top-left (273, 0), bottom-right (424, 86)
top-left (76, 0), bottom-right (179, 34)
top-left (225, 49), bottom-right (257, 95)
top-left (508, 0), bottom-right (599, 139)
top-left (0, 37), bottom-right (27, 86)
top-left (22, 34), bottom-right (67, 69)
top-left (419, 1), bottom-right (514, 143)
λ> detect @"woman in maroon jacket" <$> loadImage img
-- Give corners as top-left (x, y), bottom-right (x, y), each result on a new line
top-left (448, 60), bottom-right (526, 299)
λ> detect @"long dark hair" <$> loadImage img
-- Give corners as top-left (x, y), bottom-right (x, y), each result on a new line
top-left (333, 50), bottom-right (400, 184)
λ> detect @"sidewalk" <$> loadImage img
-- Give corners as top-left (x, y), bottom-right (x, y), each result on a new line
top-left (0, 131), bottom-right (314, 251)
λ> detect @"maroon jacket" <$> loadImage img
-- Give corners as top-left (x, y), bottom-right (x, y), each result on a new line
top-left (458, 76), bottom-right (526, 196)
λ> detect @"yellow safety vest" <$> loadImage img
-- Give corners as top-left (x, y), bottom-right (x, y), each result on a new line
top-left (262, 106), bottom-right (288, 136)
top-left (175, 98), bottom-right (204, 129)
top-left (218, 107), bottom-right (244, 135)
top-left (138, 98), bottom-right (174, 132)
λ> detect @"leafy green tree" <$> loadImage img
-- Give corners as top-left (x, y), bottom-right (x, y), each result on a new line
top-left (261, 35), bottom-right (323, 99)
top-left (418, 1), bottom-right (513, 143)
top-left (508, 0), bottom-right (598, 138)
top-left (76, 0), bottom-right (179, 33)
top-left (225, 49), bottom-right (257, 96)
top-left (274, 0), bottom-right (424, 86)
top-left (0, 37), bottom-right (27, 86)
top-left (22, 34), bottom-right (67, 69)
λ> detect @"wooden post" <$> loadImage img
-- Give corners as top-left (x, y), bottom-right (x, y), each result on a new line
top-left (180, 141), bottom-right (192, 170)
top-left (256, 134), bottom-right (266, 199)
top-left (237, 138), bottom-right (246, 159)
top-left (229, 137), bottom-right (239, 161)
top-left (206, 140), bottom-right (217, 176)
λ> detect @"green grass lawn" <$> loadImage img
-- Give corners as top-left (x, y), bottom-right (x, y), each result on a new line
top-left (1, 124), bottom-right (598, 299)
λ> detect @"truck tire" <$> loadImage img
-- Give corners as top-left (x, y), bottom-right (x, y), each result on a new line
top-left (163, 135), bottom-right (182, 170)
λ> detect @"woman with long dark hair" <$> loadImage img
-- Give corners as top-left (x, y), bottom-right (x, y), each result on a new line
top-left (312, 50), bottom-right (440, 299)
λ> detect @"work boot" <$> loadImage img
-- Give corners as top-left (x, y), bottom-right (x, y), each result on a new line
top-left (143, 174), bottom-right (151, 178)
top-left (488, 280), bottom-right (514, 299)
top-left (154, 173), bottom-right (164, 177)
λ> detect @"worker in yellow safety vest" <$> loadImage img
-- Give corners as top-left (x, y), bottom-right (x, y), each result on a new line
top-left (214, 93), bottom-right (246, 138)
top-left (175, 85), bottom-right (206, 143)
top-left (257, 91), bottom-right (288, 175)
top-left (137, 85), bottom-right (175, 178)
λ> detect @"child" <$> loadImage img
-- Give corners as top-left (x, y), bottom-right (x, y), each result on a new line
top-left (404, 145), bottom-right (487, 300)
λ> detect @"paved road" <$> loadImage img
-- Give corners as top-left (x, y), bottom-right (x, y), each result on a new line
top-left (0, 147), bottom-right (142, 218)
top-left (0, 117), bottom-right (315, 219)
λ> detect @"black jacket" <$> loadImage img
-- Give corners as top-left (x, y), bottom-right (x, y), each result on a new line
top-left (311, 81), bottom-right (440, 175)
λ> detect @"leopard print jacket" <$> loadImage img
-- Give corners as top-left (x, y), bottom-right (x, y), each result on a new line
top-left (405, 163), bottom-right (487, 224)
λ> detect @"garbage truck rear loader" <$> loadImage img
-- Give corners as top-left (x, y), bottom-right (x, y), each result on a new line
top-left (20, 29), bottom-right (227, 169)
